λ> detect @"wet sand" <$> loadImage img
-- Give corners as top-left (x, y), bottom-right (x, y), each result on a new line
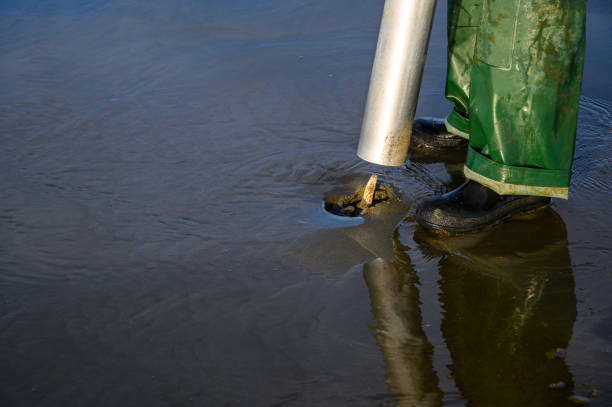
top-left (1, 0), bottom-right (611, 406)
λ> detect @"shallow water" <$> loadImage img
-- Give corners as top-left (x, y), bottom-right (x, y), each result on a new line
top-left (1, 1), bottom-right (611, 406)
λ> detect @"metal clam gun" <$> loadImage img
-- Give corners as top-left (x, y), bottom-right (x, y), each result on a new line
top-left (358, 0), bottom-right (437, 166)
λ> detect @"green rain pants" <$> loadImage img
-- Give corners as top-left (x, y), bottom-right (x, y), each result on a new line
top-left (444, 0), bottom-right (587, 199)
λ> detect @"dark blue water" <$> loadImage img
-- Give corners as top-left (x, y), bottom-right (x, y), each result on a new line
top-left (1, 1), bottom-right (611, 406)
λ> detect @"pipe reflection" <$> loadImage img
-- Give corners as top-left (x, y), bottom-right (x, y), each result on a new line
top-left (414, 207), bottom-right (577, 406)
top-left (363, 258), bottom-right (443, 406)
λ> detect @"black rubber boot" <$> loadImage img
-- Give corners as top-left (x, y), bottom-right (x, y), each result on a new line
top-left (416, 180), bottom-right (551, 233)
top-left (410, 117), bottom-right (468, 150)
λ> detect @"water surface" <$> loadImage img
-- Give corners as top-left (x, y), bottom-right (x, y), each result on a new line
top-left (1, 1), bottom-right (611, 406)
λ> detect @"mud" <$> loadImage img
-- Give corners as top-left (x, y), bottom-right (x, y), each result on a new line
top-left (324, 179), bottom-right (399, 217)
top-left (0, 1), bottom-right (610, 406)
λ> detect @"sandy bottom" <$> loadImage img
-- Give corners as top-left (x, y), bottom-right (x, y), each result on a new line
top-left (1, 1), bottom-right (611, 406)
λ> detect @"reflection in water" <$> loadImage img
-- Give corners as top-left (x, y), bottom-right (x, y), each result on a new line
top-left (407, 147), bottom-right (467, 195)
top-left (414, 208), bottom-right (577, 406)
top-left (291, 198), bottom-right (408, 275)
top-left (328, 154), bottom-right (582, 405)
top-left (360, 156), bottom-right (578, 404)
top-left (364, 258), bottom-right (442, 406)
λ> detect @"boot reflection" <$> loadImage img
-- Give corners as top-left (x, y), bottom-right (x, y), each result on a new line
top-left (363, 258), bottom-right (443, 406)
top-left (414, 208), bottom-right (576, 406)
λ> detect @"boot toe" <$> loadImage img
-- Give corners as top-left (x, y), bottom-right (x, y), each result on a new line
top-left (416, 196), bottom-right (483, 233)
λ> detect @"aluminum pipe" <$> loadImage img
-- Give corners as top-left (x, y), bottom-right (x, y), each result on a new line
top-left (357, 0), bottom-right (437, 166)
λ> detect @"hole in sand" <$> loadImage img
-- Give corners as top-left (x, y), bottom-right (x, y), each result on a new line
top-left (324, 181), bottom-right (398, 217)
